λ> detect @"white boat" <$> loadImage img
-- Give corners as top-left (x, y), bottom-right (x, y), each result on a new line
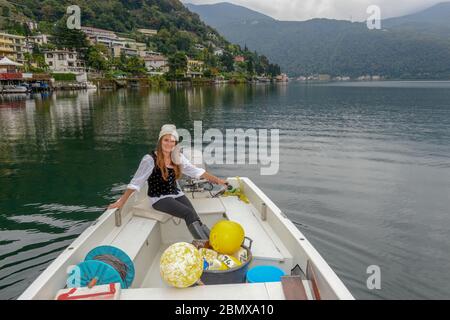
top-left (85, 81), bottom-right (97, 90)
top-left (1, 85), bottom-right (28, 94)
top-left (18, 177), bottom-right (354, 300)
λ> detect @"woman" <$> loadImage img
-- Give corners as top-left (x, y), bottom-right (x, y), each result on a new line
top-left (108, 124), bottom-right (228, 240)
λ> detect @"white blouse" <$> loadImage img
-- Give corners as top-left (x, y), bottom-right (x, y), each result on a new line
top-left (127, 152), bottom-right (206, 205)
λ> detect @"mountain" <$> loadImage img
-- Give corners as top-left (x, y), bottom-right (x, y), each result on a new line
top-left (187, 2), bottom-right (450, 79)
top-left (384, 2), bottom-right (450, 28)
top-left (185, 2), bottom-right (273, 27)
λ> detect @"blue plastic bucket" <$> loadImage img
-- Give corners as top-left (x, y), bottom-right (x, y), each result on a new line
top-left (246, 265), bottom-right (285, 283)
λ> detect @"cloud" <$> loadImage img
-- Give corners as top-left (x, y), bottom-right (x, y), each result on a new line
top-left (182, 0), bottom-right (447, 21)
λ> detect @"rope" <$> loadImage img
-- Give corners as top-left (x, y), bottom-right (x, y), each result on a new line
top-left (93, 254), bottom-right (129, 284)
top-left (223, 176), bottom-right (250, 203)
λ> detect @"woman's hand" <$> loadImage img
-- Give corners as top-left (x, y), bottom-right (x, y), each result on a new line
top-left (200, 172), bottom-right (228, 186)
top-left (107, 198), bottom-right (124, 210)
top-left (217, 178), bottom-right (228, 186)
top-left (106, 189), bottom-right (136, 210)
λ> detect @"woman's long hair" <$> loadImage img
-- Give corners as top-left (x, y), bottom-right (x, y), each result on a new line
top-left (155, 138), bottom-right (182, 181)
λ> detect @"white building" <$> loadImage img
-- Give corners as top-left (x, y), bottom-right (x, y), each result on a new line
top-left (213, 48), bottom-right (224, 56)
top-left (137, 29), bottom-right (158, 37)
top-left (144, 55), bottom-right (169, 73)
top-left (28, 34), bottom-right (50, 46)
top-left (194, 44), bottom-right (205, 51)
top-left (44, 50), bottom-right (85, 73)
top-left (81, 26), bottom-right (118, 41)
top-left (25, 34), bottom-right (51, 53)
top-left (81, 26), bottom-right (148, 58)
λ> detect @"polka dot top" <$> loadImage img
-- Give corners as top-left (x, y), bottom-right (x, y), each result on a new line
top-left (126, 151), bottom-right (206, 205)
top-left (147, 151), bottom-right (180, 198)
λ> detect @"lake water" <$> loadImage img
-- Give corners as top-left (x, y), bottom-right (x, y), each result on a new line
top-left (0, 82), bottom-right (449, 300)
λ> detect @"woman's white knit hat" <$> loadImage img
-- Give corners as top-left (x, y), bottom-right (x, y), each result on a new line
top-left (158, 124), bottom-right (179, 142)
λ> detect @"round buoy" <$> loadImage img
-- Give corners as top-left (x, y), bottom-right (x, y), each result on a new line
top-left (69, 245), bottom-right (135, 289)
top-left (160, 242), bottom-right (203, 288)
top-left (209, 220), bottom-right (245, 255)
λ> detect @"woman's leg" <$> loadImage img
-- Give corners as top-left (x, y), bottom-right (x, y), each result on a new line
top-left (173, 195), bottom-right (197, 211)
top-left (152, 197), bottom-right (200, 225)
top-left (174, 195), bottom-right (211, 239)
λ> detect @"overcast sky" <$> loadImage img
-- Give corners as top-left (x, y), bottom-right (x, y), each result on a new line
top-left (182, 0), bottom-right (447, 21)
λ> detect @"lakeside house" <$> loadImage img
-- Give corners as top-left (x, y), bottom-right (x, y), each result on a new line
top-left (214, 48), bottom-right (224, 56)
top-left (81, 26), bottom-right (118, 41)
top-left (144, 55), bottom-right (169, 73)
top-left (234, 55), bottom-right (245, 63)
top-left (194, 44), bottom-right (205, 51)
top-left (0, 32), bottom-right (26, 64)
top-left (24, 34), bottom-right (51, 56)
top-left (0, 57), bottom-right (52, 91)
top-left (0, 56), bottom-right (22, 73)
top-left (44, 50), bottom-right (85, 73)
top-left (333, 76), bottom-right (351, 81)
top-left (81, 27), bottom-right (147, 58)
top-left (27, 34), bottom-right (50, 46)
top-left (187, 59), bottom-right (204, 78)
top-left (318, 74), bottom-right (331, 81)
top-left (276, 73), bottom-right (289, 82)
top-left (137, 28), bottom-right (158, 37)
top-left (357, 75), bottom-right (383, 81)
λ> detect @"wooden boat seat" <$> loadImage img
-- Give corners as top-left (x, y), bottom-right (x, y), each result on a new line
top-left (121, 282), bottom-right (288, 300)
top-left (132, 196), bottom-right (226, 222)
top-left (101, 216), bottom-right (158, 261)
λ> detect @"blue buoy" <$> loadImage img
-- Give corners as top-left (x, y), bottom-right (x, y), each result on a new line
top-left (68, 245), bottom-right (135, 289)
top-left (246, 265), bottom-right (285, 283)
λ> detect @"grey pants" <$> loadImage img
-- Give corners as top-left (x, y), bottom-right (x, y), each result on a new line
top-left (152, 195), bottom-right (200, 225)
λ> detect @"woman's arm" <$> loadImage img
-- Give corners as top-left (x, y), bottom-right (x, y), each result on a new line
top-left (200, 171), bottom-right (228, 186)
top-left (108, 188), bottom-right (135, 209)
top-left (107, 155), bottom-right (154, 209)
top-left (179, 153), bottom-right (227, 185)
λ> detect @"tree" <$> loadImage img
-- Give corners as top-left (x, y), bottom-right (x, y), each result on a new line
top-left (246, 57), bottom-right (254, 75)
top-left (220, 51), bottom-right (234, 72)
top-left (124, 56), bottom-right (146, 76)
top-left (2, 6), bottom-right (10, 17)
top-left (173, 31), bottom-right (193, 52)
top-left (87, 45), bottom-right (109, 71)
top-left (168, 52), bottom-right (188, 80)
top-left (51, 19), bottom-right (89, 50)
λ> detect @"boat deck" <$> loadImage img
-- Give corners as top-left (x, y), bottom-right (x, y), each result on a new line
top-left (121, 281), bottom-right (314, 300)
top-left (96, 193), bottom-right (299, 298)
top-left (18, 177), bottom-right (354, 300)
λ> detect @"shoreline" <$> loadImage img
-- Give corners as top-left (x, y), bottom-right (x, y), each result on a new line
top-left (3, 78), bottom-right (450, 95)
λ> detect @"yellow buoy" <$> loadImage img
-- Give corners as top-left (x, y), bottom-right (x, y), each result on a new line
top-left (160, 242), bottom-right (203, 288)
top-left (209, 220), bottom-right (245, 255)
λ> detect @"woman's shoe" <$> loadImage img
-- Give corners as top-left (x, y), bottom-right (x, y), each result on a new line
top-left (200, 222), bottom-right (210, 238)
top-left (188, 220), bottom-right (210, 240)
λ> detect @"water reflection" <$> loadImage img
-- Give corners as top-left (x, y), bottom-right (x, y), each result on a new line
top-left (0, 83), bottom-right (449, 299)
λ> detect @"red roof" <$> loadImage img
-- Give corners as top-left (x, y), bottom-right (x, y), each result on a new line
top-left (0, 73), bottom-right (22, 80)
